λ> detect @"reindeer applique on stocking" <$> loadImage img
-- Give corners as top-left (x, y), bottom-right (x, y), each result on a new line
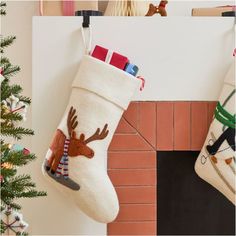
top-left (43, 55), bottom-right (140, 223)
top-left (44, 106), bottom-right (109, 190)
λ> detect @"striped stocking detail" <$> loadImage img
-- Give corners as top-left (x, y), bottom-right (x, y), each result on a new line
top-left (55, 138), bottom-right (70, 178)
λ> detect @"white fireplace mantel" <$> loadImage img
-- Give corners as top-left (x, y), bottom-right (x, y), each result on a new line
top-left (33, 17), bottom-right (234, 101)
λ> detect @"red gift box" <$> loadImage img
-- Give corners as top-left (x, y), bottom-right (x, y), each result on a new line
top-left (91, 45), bottom-right (108, 61)
top-left (91, 45), bottom-right (129, 70)
top-left (109, 52), bottom-right (129, 70)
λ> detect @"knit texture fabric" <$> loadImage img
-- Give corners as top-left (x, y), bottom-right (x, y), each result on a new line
top-left (195, 61), bottom-right (235, 205)
top-left (43, 55), bottom-right (139, 223)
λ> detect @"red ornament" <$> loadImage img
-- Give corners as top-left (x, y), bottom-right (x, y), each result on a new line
top-left (23, 148), bottom-right (30, 155)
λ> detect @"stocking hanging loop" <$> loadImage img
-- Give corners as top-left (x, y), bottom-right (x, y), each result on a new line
top-left (81, 26), bottom-right (92, 55)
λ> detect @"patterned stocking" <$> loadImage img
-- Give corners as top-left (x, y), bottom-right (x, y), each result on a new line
top-left (195, 61), bottom-right (235, 205)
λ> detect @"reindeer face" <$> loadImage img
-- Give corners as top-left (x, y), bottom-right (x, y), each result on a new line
top-left (66, 107), bottom-right (109, 159)
top-left (68, 132), bottom-right (94, 158)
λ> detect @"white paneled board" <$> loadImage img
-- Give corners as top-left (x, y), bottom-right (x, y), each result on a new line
top-left (32, 17), bottom-right (234, 235)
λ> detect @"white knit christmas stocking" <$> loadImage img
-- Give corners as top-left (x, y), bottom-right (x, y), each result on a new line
top-left (195, 61), bottom-right (235, 205)
top-left (43, 55), bottom-right (139, 223)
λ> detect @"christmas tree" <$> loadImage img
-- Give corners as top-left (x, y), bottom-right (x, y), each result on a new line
top-left (0, 2), bottom-right (46, 235)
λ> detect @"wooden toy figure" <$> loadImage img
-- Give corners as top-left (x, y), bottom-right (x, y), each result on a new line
top-left (146, 1), bottom-right (168, 16)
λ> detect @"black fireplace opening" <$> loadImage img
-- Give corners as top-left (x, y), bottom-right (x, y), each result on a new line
top-left (157, 151), bottom-right (235, 235)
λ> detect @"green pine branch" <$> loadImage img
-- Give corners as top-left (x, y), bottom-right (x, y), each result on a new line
top-left (0, 140), bottom-right (8, 148)
top-left (0, 2), bottom-right (6, 7)
top-left (0, 1), bottom-right (6, 15)
top-left (1, 112), bottom-right (23, 122)
top-left (1, 174), bottom-right (46, 207)
top-left (1, 151), bottom-right (36, 167)
top-left (1, 202), bottom-right (21, 211)
top-left (0, 8), bottom-right (6, 15)
top-left (0, 36), bottom-right (16, 52)
top-left (0, 221), bottom-right (6, 234)
top-left (17, 232), bottom-right (28, 236)
top-left (1, 127), bottom-right (34, 140)
top-left (1, 62), bottom-right (11, 72)
top-left (17, 96), bottom-right (31, 105)
top-left (2, 64), bottom-right (20, 79)
top-left (0, 84), bottom-right (31, 104)
top-left (0, 56), bottom-right (10, 65)
top-left (0, 168), bottom-right (17, 179)
top-left (9, 175), bottom-right (34, 188)
top-left (1, 83), bottom-right (23, 100)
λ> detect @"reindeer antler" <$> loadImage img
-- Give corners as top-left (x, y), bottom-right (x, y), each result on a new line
top-left (67, 106), bottom-right (78, 137)
top-left (85, 124), bottom-right (109, 144)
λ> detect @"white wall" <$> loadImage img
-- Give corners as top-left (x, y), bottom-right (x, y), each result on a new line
top-left (2, 1), bottom-right (234, 235)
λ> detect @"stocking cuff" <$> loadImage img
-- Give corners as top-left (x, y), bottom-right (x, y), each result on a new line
top-left (72, 55), bottom-right (140, 110)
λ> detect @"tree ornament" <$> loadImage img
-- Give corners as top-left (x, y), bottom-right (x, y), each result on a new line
top-left (1, 103), bottom-right (10, 114)
top-left (1, 207), bottom-right (29, 235)
top-left (6, 94), bottom-right (19, 110)
top-left (2, 96), bottom-right (28, 121)
top-left (12, 101), bottom-right (28, 121)
top-left (1, 162), bottom-right (14, 170)
top-left (12, 144), bottom-right (30, 155)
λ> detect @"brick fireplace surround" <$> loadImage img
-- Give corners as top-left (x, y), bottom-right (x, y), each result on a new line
top-left (107, 101), bottom-right (217, 235)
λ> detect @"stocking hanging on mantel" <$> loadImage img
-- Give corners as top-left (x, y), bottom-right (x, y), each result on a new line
top-left (195, 60), bottom-right (235, 205)
top-left (104, 0), bottom-right (158, 16)
top-left (42, 26), bottom-right (140, 222)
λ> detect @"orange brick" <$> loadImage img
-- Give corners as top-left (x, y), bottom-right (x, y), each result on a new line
top-left (115, 204), bottom-right (156, 221)
top-left (115, 117), bottom-right (137, 134)
top-left (108, 222), bottom-right (156, 235)
top-left (108, 169), bottom-right (156, 186)
top-left (191, 102), bottom-right (208, 150)
top-left (123, 102), bottom-right (139, 129)
top-left (156, 102), bottom-right (174, 150)
top-left (207, 101), bottom-right (217, 128)
top-left (138, 102), bottom-right (156, 148)
top-left (108, 151), bottom-right (156, 169)
top-left (108, 134), bottom-right (153, 151)
top-left (115, 186), bottom-right (156, 204)
top-left (174, 102), bottom-right (191, 150)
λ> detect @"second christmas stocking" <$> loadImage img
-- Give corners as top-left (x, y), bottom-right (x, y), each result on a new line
top-left (195, 61), bottom-right (235, 205)
top-left (42, 55), bottom-right (140, 223)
